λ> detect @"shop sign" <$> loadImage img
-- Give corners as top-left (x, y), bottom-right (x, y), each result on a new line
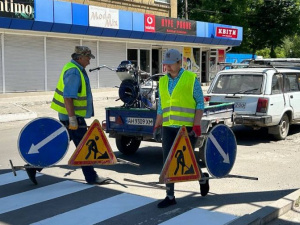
top-left (89, 5), bottom-right (119, 29)
top-left (216, 27), bottom-right (238, 38)
top-left (144, 14), bottom-right (196, 36)
top-left (144, 14), bottom-right (155, 32)
top-left (156, 16), bottom-right (196, 35)
top-left (0, 0), bottom-right (34, 20)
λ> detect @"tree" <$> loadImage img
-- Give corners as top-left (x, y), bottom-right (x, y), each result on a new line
top-left (179, 0), bottom-right (300, 57)
top-left (250, 0), bottom-right (300, 57)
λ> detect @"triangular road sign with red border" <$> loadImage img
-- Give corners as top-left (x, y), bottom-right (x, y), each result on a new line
top-left (159, 126), bottom-right (201, 184)
top-left (68, 119), bottom-right (117, 166)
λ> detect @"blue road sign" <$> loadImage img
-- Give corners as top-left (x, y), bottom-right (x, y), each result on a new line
top-left (18, 117), bottom-right (69, 167)
top-left (204, 124), bottom-right (236, 178)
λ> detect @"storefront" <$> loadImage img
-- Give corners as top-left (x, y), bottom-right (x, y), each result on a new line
top-left (0, 0), bottom-right (242, 93)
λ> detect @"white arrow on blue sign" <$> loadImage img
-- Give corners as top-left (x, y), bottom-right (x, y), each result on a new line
top-left (204, 124), bottom-right (237, 178)
top-left (18, 117), bottom-right (69, 167)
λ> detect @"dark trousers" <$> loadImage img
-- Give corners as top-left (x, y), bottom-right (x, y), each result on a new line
top-left (162, 126), bottom-right (202, 197)
top-left (61, 117), bottom-right (97, 183)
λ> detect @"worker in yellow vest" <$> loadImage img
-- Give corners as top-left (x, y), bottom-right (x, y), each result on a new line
top-left (153, 49), bottom-right (209, 208)
top-left (25, 46), bottom-right (108, 185)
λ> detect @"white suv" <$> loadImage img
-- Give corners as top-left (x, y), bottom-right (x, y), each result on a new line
top-left (207, 59), bottom-right (300, 140)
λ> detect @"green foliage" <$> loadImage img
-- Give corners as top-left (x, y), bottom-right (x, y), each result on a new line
top-left (179, 0), bottom-right (300, 57)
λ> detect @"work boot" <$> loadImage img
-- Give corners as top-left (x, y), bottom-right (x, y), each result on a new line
top-left (199, 172), bottom-right (210, 196)
top-left (157, 196), bottom-right (177, 208)
top-left (25, 165), bottom-right (37, 185)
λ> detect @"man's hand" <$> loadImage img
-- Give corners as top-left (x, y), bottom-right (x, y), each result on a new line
top-left (189, 125), bottom-right (201, 137)
top-left (153, 125), bottom-right (162, 142)
top-left (69, 116), bottom-right (78, 130)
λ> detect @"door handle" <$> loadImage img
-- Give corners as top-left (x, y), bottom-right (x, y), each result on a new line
top-left (290, 95), bottom-right (293, 99)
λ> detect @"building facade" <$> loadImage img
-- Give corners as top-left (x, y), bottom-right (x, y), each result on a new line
top-left (0, 0), bottom-right (242, 93)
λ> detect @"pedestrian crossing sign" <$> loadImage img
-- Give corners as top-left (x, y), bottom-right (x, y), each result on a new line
top-left (68, 119), bottom-right (117, 166)
top-left (159, 126), bottom-right (201, 184)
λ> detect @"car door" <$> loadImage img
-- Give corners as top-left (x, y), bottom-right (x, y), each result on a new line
top-left (284, 73), bottom-right (300, 120)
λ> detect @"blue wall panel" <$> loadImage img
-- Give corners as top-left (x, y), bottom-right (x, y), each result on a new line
top-left (54, 0), bottom-right (72, 24)
top-left (0, 18), bottom-right (11, 28)
top-left (142, 32), bottom-right (156, 40)
top-left (32, 21), bottom-right (53, 31)
top-left (52, 24), bottom-right (71, 33)
top-left (35, 0), bottom-right (53, 22)
top-left (10, 19), bottom-right (33, 30)
top-left (52, 0), bottom-right (72, 33)
top-left (86, 27), bottom-right (103, 36)
top-left (164, 34), bottom-right (176, 42)
top-left (70, 25), bottom-right (88, 34)
top-left (130, 31), bottom-right (144, 39)
top-left (174, 35), bottom-right (185, 42)
top-left (101, 28), bottom-right (118, 37)
top-left (116, 30), bottom-right (132, 38)
top-left (132, 12), bottom-right (144, 32)
top-left (184, 36), bottom-right (196, 43)
top-left (154, 33), bottom-right (166, 41)
top-left (196, 22), bottom-right (207, 37)
top-left (72, 3), bottom-right (88, 26)
top-left (119, 11), bottom-right (132, 31)
top-left (193, 37), bottom-right (205, 43)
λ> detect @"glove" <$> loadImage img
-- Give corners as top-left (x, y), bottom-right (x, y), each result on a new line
top-left (69, 116), bottom-right (78, 130)
top-left (189, 125), bottom-right (201, 137)
top-left (153, 125), bottom-right (162, 142)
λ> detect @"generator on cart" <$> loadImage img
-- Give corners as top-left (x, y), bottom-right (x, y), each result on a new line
top-left (89, 61), bottom-right (235, 164)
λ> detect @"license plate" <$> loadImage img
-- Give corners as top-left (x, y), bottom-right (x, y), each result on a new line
top-left (235, 102), bottom-right (246, 109)
top-left (126, 117), bottom-right (153, 126)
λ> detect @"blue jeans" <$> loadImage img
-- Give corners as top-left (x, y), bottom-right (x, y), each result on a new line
top-left (162, 126), bottom-right (202, 197)
top-left (61, 117), bottom-right (97, 183)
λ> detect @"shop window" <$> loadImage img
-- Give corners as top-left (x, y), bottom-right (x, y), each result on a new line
top-left (127, 49), bottom-right (138, 68)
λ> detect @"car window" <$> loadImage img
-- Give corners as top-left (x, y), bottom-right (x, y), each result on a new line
top-left (271, 74), bottom-right (283, 94)
top-left (284, 74), bottom-right (299, 92)
top-left (211, 74), bottom-right (263, 94)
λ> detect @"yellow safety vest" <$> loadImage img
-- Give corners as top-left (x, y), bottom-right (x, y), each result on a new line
top-left (159, 70), bottom-right (196, 126)
top-left (50, 62), bottom-right (87, 117)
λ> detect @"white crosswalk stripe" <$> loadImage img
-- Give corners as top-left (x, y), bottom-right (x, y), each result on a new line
top-left (159, 208), bottom-right (237, 225)
top-left (0, 170), bottom-right (42, 186)
top-left (0, 171), bottom-right (237, 225)
top-left (0, 180), bottom-right (92, 214)
top-left (31, 193), bottom-right (156, 225)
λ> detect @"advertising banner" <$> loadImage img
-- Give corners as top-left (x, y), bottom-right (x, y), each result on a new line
top-left (89, 5), bottom-right (119, 29)
top-left (183, 47), bottom-right (200, 72)
top-left (216, 27), bottom-right (238, 38)
top-left (144, 14), bottom-right (196, 36)
top-left (0, 0), bottom-right (34, 19)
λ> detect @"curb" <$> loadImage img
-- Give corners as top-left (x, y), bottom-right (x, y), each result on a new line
top-left (228, 189), bottom-right (300, 225)
top-left (0, 112), bottom-right (37, 123)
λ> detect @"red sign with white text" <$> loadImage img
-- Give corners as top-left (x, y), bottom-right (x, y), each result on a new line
top-left (216, 27), bottom-right (238, 38)
top-left (144, 14), bottom-right (156, 32)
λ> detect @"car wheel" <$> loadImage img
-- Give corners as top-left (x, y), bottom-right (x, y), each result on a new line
top-left (116, 135), bottom-right (141, 155)
top-left (273, 114), bottom-right (290, 140)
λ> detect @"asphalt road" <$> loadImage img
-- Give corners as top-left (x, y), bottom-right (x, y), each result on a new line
top-left (0, 98), bottom-right (299, 224)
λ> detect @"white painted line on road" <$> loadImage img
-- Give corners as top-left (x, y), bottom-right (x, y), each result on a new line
top-left (159, 208), bottom-right (237, 225)
top-left (31, 193), bottom-right (156, 225)
top-left (0, 170), bottom-right (43, 186)
top-left (0, 181), bottom-right (92, 214)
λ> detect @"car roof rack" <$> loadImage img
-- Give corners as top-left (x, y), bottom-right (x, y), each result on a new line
top-left (218, 62), bottom-right (249, 70)
top-left (248, 58), bottom-right (300, 68)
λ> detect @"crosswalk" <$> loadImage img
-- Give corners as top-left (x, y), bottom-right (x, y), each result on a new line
top-left (0, 171), bottom-right (237, 225)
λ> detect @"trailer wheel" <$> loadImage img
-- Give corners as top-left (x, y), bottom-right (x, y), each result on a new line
top-left (116, 136), bottom-right (141, 155)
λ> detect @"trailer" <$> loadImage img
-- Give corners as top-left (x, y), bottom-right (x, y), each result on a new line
top-left (89, 62), bottom-right (235, 164)
top-left (104, 101), bottom-right (234, 163)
